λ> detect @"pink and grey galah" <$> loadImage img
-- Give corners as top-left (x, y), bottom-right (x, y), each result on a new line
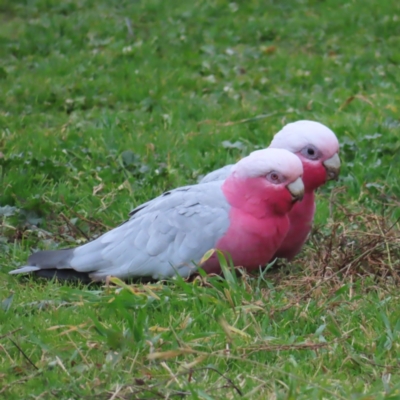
top-left (9, 148), bottom-right (304, 282)
top-left (200, 120), bottom-right (341, 261)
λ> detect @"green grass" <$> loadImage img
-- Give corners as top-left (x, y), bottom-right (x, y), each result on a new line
top-left (1, 0), bottom-right (400, 398)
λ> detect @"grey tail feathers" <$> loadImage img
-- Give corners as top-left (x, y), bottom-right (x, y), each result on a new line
top-left (10, 248), bottom-right (93, 283)
top-left (28, 248), bottom-right (76, 269)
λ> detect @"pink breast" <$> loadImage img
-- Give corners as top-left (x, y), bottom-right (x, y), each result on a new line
top-left (273, 192), bottom-right (315, 260)
top-left (202, 208), bottom-right (290, 274)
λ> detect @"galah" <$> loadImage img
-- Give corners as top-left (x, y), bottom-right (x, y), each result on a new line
top-left (10, 148), bottom-right (304, 282)
top-left (200, 120), bottom-right (341, 260)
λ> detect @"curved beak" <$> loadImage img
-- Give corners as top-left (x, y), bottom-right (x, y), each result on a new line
top-left (287, 177), bottom-right (304, 202)
top-left (323, 153), bottom-right (341, 181)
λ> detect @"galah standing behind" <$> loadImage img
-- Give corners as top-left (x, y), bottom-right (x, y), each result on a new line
top-left (200, 120), bottom-right (341, 261)
top-left (10, 148), bottom-right (304, 282)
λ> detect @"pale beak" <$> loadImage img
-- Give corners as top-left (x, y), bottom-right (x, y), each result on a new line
top-left (323, 153), bottom-right (341, 181)
top-left (287, 177), bottom-right (304, 202)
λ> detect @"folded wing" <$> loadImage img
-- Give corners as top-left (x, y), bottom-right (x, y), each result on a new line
top-left (10, 182), bottom-right (231, 281)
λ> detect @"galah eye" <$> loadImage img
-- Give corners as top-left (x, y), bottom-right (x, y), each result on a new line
top-left (267, 171), bottom-right (284, 184)
top-left (301, 145), bottom-right (319, 160)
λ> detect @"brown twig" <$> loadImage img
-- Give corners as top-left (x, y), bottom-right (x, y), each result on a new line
top-left (59, 212), bottom-right (90, 241)
top-left (9, 339), bottom-right (38, 370)
top-left (0, 328), bottom-right (22, 340)
top-left (188, 366), bottom-right (243, 396)
top-left (59, 197), bottom-right (111, 231)
top-left (197, 112), bottom-right (277, 128)
top-left (0, 372), bottom-right (41, 394)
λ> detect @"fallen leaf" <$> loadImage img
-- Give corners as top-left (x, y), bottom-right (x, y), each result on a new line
top-left (149, 326), bottom-right (169, 332)
top-left (93, 183), bottom-right (104, 195)
top-left (147, 349), bottom-right (194, 360)
top-left (261, 45), bottom-right (277, 54)
top-left (200, 249), bottom-right (216, 264)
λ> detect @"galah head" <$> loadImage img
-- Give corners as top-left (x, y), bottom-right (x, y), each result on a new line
top-left (227, 148), bottom-right (304, 216)
top-left (268, 120), bottom-right (341, 192)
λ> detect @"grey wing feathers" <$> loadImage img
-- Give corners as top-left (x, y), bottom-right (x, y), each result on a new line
top-left (128, 185), bottom-right (193, 217)
top-left (73, 182), bottom-right (231, 280)
top-left (198, 165), bottom-right (234, 184)
top-left (128, 164), bottom-right (232, 218)
top-left (127, 163), bottom-right (232, 218)
top-left (10, 182), bottom-right (231, 281)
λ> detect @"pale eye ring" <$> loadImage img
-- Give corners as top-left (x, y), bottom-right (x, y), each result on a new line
top-left (301, 145), bottom-right (319, 160)
top-left (267, 171), bottom-right (283, 184)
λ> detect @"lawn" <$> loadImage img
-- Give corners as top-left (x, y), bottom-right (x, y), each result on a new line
top-left (1, 0), bottom-right (400, 398)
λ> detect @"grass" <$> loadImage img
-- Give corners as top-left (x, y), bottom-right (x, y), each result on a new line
top-left (1, 0), bottom-right (400, 398)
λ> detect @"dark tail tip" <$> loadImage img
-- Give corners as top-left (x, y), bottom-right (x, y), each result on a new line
top-left (34, 269), bottom-right (93, 284)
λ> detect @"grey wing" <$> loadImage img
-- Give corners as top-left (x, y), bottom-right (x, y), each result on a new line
top-left (128, 163), bottom-right (233, 218)
top-left (128, 185), bottom-right (193, 218)
top-left (75, 182), bottom-right (231, 280)
top-left (198, 165), bottom-right (234, 184)
top-left (128, 165), bottom-right (233, 218)
top-left (12, 182), bottom-right (231, 281)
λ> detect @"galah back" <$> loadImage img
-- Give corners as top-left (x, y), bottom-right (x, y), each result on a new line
top-left (10, 148), bottom-right (304, 282)
top-left (200, 120), bottom-right (341, 260)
